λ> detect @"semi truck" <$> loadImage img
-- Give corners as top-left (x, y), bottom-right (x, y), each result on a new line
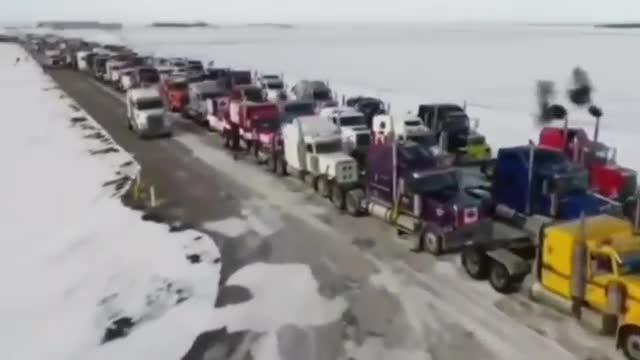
top-left (126, 88), bottom-right (172, 138)
top-left (530, 214), bottom-right (640, 360)
top-left (344, 141), bottom-right (493, 254)
top-left (417, 103), bottom-right (492, 165)
top-left (319, 106), bottom-right (372, 163)
top-left (539, 126), bottom-right (637, 203)
top-left (161, 76), bottom-right (190, 112)
top-left (272, 115), bottom-right (361, 208)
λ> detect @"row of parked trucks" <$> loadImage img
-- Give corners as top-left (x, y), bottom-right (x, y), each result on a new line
top-left (31, 35), bottom-right (640, 359)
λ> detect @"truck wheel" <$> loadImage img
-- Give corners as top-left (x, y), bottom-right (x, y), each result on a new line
top-left (421, 230), bottom-right (442, 255)
top-left (304, 173), bottom-right (318, 190)
top-left (622, 327), bottom-right (640, 360)
top-left (317, 176), bottom-right (330, 198)
top-left (267, 155), bottom-right (277, 173)
top-left (345, 189), bottom-right (364, 216)
top-left (331, 185), bottom-right (346, 210)
top-left (461, 246), bottom-right (489, 280)
top-left (489, 261), bottom-right (514, 294)
top-left (276, 157), bottom-right (287, 176)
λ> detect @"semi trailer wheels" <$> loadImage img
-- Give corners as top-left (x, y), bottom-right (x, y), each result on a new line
top-left (621, 327), bottom-right (640, 360)
top-left (462, 247), bottom-right (489, 279)
top-left (317, 176), bottom-right (330, 198)
top-left (420, 229), bottom-right (442, 255)
top-left (488, 261), bottom-right (516, 294)
top-left (345, 189), bottom-right (364, 216)
top-left (331, 185), bottom-right (346, 210)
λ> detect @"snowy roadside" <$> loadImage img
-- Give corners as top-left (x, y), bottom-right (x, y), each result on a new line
top-left (0, 43), bottom-right (222, 359)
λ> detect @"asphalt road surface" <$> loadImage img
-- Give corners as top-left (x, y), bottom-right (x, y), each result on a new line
top-left (47, 68), bottom-right (622, 360)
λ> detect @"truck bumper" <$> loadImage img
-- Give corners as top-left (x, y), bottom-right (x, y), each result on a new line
top-left (441, 218), bottom-right (493, 251)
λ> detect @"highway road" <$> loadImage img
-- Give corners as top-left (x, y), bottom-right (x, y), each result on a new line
top-left (47, 68), bottom-right (620, 360)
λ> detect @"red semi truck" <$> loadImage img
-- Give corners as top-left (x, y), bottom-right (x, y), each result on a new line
top-left (222, 85), bottom-right (281, 161)
top-left (539, 126), bottom-right (637, 202)
top-left (161, 76), bottom-right (189, 112)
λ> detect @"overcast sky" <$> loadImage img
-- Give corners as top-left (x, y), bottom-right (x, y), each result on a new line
top-left (3, 0), bottom-right (639, 23)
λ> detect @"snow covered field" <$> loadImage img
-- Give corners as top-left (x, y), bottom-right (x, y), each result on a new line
top-left (72, 23), bottom-right (640, 173)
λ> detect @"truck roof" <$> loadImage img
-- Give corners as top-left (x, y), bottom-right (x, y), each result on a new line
top-left (294, 115), bottom-right (340, 137)
top-left (545, 215), bottom-right (640, 257)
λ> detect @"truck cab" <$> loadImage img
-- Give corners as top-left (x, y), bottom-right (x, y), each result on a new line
top-left (418, 103), bottom-right (492, 163)
top-left (184, 80), bottom-right (227, 124)
top-left (136, 67), bottom-right (160, 88)
top-left (531, 215), bottom-right (640, 359)
top-left (257, 73), bottom-right (286, 101)
top-left (539, 126), bottom-right (637, 202)
top-left (280, 115), bottom-right (360, 207)
top-left (358, 142), bottom-right (492, 254)
top-left (371, 113), bottom-right (443, 156)
top-left (230, 70), bottom-right (253, 87)
top-left (126, 88), bottom-right (171, 138)
top-left (493, 146), bottom-right (619, 220)
top-left (186, 60), bottom-right (205, 79)
top-left (161, 76), bottom-right (189, 112)
top-left (291, 80), bottom-right (338, 110)
top-left (280, 100), bottom-right (316, 124)
top-left (319, 107), bottom-right (371, 158)
top-left (346, 96), bottom-right (387, 129)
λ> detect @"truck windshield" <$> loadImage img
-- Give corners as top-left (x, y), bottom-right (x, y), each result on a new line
top-left (409, 134), bottom-right (437, 148)
top-left (266, 81), bottom-right (284, 90)
top-left (468, 135), bottom-right (486, 146)
top-left (188, 63), bottom-right (204, 71)
top-left (313, 90), bottom-right (331, 101)
top-left (254, 118), bottom-right (280, 131)
top-left (619, 254), bottom-right (640, 275)
top-left (139, 70), bottom-right (159, 83)
top-left (136, 98), bottom-right (164, 110)
top-left (169, 82), bottom-right (188, 91)
top-left (286, 103), bottom-right (315, 115)
top-left (244, 88), bottom-right (265, 102)
top-left (410, 170), bottom-right (459, 194)
top-left (338, 115), bottom-right (366, 127)
top-left (315, 140), bottom-right (342, 154)
top-left (553, 171), bottom-right (589, 195)
top-left (232, 72), bottom-right (252, 85)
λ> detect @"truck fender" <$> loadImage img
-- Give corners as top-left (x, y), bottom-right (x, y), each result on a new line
top-left (485, 248), bottom-right (530, 277)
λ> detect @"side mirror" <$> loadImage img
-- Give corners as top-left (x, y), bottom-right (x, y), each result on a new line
top-left (471, 118), bottom-right (480, 130)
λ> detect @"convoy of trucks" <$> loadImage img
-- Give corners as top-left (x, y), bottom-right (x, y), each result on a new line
top-left (33, 35), bottom-right (640, 360)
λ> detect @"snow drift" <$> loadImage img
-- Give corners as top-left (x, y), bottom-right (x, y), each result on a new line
top-left (0, 43), bottom-right (221, 360)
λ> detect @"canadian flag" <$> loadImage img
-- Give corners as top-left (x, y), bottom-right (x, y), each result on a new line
top-left (463, 208), bottom-right (478, 224)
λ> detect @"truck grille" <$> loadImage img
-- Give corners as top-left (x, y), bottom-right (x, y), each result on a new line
top-left (356, 133), bottom-right (371, 147)
top-left (147, 116), bottom-right (165, 131)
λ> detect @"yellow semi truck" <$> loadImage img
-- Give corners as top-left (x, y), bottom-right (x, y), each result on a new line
top-left (531, 214), bottom-right (640, 360)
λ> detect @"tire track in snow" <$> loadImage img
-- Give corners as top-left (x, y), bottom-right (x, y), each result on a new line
top-left (381, 259), bottom-right (576, 360)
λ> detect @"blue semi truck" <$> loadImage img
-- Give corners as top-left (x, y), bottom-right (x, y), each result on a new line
top-left (489, 145), bottom-right (620, 220)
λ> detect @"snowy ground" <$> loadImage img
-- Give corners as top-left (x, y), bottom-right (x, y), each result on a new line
top-left (1, 43), bottom-right (347, 360)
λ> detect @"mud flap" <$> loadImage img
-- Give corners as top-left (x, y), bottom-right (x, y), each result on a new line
top-left (485, 248), bottom-right (530, 278)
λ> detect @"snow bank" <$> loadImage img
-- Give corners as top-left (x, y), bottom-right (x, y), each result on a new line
top-left (0, 43), bottom-right (220, 360)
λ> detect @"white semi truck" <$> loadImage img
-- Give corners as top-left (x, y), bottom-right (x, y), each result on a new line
top-left (278, 115), bottom-right (360, 209)
top-left (126, 88), bottom-right (172, 138)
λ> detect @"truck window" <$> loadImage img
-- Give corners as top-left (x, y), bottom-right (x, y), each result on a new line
top-left (552, 170), bottom-right (589, 195)
top-left (244, 88), bottom-right (265, 102)
top-left (590, 253), bottom-right (614, 276)
top-left (620, 253), bottom-right (640, 275)
top-left (314, 140), bottom-right (342, 154)
top-left (136, 98), bottom-right (164, 110)
top-left (254, 118), bottom-right (280, 131)
top-left (313, 89), bottom-right (331, 101)
top-left (266, 81), bottom-right (284, 90)
top-left (338, 115), bottom-right (365, 127)
top-left (409, 170), bottom-right (459, 194)
top-left (169, 82), bottom-right (188, 91)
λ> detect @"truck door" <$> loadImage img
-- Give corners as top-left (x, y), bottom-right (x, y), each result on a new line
top-left (585, 251), bottom-right (616, 312)
top-left (494, 151), bottom-right (528, 213)
top-left (367, 146), bottom-right (393, 204)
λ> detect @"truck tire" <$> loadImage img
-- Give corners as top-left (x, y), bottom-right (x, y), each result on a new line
top-left (621, 326), bottom-right (640, 360)
top-left (317, 176), bottom-right (330, 198)
top-left (331, 185), bottom-right (346, 210)
top-left (346, 189), bottom-right (364, 216)
top-left (304, 173), bottom-right (317, 189)
top-left (461, 246), bottom-right (489, 280)
top-left (276, 157), bottom-right (287, 176)
top-left (489, 260), bottom-right (515, 294)
top-left (421, 229), bottom-right (442, 255)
